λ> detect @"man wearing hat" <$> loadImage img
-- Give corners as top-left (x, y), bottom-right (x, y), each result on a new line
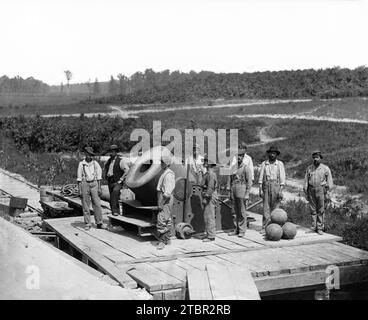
top-left (77, 147), bottom-right (106, 231)
top-left (201, 155), bottom-right (218, 242)
top-left (258, 146), bottom-right (286, 232)
top-left (228, 149), bottom-right (253, 237)
top-left (104, 144), bottom-right (130, 216)
top-left (155, 154), bottom-right (176, 250)
top-left (229, 142), bottom-right (254, 182)
top-left (184, 143), bottom-right (206, 184)
top-left (303, 150), bottom-right (333, 235)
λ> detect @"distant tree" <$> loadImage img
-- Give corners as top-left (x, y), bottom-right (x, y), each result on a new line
top-left (93, 78), bottom-right (100, 96)
top-left (64, 70), bottom-right (73, 94)
top-left (117, 73), bottom-right (129, 94)
top-left (86, 79), bottom-right (92, 99)
top-left (60, 82), bottom-right (64, 94)
top-left (108, 75), bottom-right (118, 96)
top-left (130, 71), bottom-right (145, 92)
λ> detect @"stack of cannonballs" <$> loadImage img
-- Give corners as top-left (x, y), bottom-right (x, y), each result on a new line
top-left (265, 208), bottom-right (297, 241)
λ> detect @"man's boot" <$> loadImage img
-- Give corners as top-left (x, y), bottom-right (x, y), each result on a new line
top-left (157, 242), bottom-right (165, 250)
top-left (227, 230), bottom-right (238, 236)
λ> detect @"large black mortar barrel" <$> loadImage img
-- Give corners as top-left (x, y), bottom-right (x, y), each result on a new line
top-left (125, 146), bottom-right (195, 206)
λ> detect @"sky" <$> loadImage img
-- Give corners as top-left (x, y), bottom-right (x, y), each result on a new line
top-left (1, 0), bottom-right (367, 85)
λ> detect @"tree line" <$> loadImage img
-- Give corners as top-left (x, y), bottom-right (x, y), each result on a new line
top-left (91, 66), bottom-right (368, 104)
top-left (3, 66), bottom-right (368, 101)
top-left (0, 76), bottom-right (49, 95)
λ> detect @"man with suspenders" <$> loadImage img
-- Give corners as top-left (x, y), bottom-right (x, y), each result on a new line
top-left (155, 154), bottom-right (176, 250)
top-left (77, 147), bottom-right (107, 231)
top-left (201, 155), bottom-right (218, 242)
top-left (258, 146), bottom-right (286, 233)
top-left (303, 150), bottom-right (333, 235)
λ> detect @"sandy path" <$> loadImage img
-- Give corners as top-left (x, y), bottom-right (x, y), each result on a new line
top-left (229, 113), bottom-right (368, 124)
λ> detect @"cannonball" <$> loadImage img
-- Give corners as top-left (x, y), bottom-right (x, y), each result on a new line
top-left (270, 208), bottom-right (288, 226)
top-left (265, 223), bottom-right (283, 241)
top-left (282, 222), bottom-right (297, 239)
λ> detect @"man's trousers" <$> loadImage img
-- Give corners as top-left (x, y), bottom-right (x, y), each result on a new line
top-left (233, 197), bottom-right (248, 234)
top-left (108, 180), bottom-right (122, 215)
top-left (156, 193), bottom-right (174, 244)
top-left (262, 180), bottom-right (281, 228)
top-left (307, 186), bottom-right (326, 231)
top-left (81, 181), bottom-right (102, 226)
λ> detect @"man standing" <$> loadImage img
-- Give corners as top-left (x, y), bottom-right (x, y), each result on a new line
top-left (229, 142), bottom-right (254, 182)
top-left (104, 145), bottom-right (129, 216)
top-left (303, 150), bottom-right (333, 235)
top-left (228, 149), bottom-right (253, 238)
top-left (258, 146), bottom-right (286, 233)
top-left (77, 147), bottom-right (106, 231)
top-left (156, 155), bottom-right (176, 250)
top-left (185, 143), bottom-right (206, 184)
top-left (201, 156), bottom-right (218, 242)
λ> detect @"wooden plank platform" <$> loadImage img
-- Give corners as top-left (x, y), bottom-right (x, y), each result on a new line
top-left (43, 214), bottom-right (368, 299)
top-left (205, 264), bottom-right (260, 300)
top-left (0, 217), bottom-right (151, 300)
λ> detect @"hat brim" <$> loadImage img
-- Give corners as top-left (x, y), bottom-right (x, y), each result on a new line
top-left (266, 150), bottom-right (280, 155)
top-left (312, 153), bottom-right (323, 159)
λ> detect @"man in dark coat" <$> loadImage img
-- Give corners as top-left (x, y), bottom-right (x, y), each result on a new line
top-left (104, 145), bottom-right (129, 216)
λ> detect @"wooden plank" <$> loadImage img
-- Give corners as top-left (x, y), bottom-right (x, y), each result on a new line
top-left (255, 264), bottom-right (368, 294)
top-left (289, 245), bottom-right (335, 263)
top-left (216, 232), bottom-right (266, 249)
top-left (127, 263), bottom-right (183, 291)
top-left (44, 218), bottom-right (137, 287)
top-left (162, 288), bottom-right (185, 300)
top-left (264, 248), bottom-right (311, 274)
top-left (227, 265), bottom-right (260, 300)
top-left (181, 256), bottom-right (215, 271)
top-left (48, 190), bottom-right (111, 213)
top-left (300, 243), bottom-right (362, 266)
top-left (42, 201), bottom-right (74, 211)
top-left (316, 243), bottom-right (368, 264)
top-left (206, 264), bottom-right (260, 300)
top-left (331, 242), bottom-right (368, 262)
top-left (42, 235), bottom-right (119, 286)
top-left (108, 214), bottom-right (155, 228)
top-left (209, 236), bottom-right (245, 250)
top-left (187, 269), bottom-right (213, 300)
top-left (150, 261), bottom-right (188, 282)
top-left (207, 253), bottom-right (259, 276)
top-left (174, 259), bottom-right (201, 272)
top-left (218, 252), bottom-right (268, 276)
top-left (0, 217), bottom-right (150, 299)
top-left (283, 246), bottom-right (333, 271)
top-left (227, 250), bottom-right (286, 276)
top-left (75, 226), bottom-right (154, 259)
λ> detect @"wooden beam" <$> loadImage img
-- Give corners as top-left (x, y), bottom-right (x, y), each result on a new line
top-left (187, 269), bottom-right (213, 300)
